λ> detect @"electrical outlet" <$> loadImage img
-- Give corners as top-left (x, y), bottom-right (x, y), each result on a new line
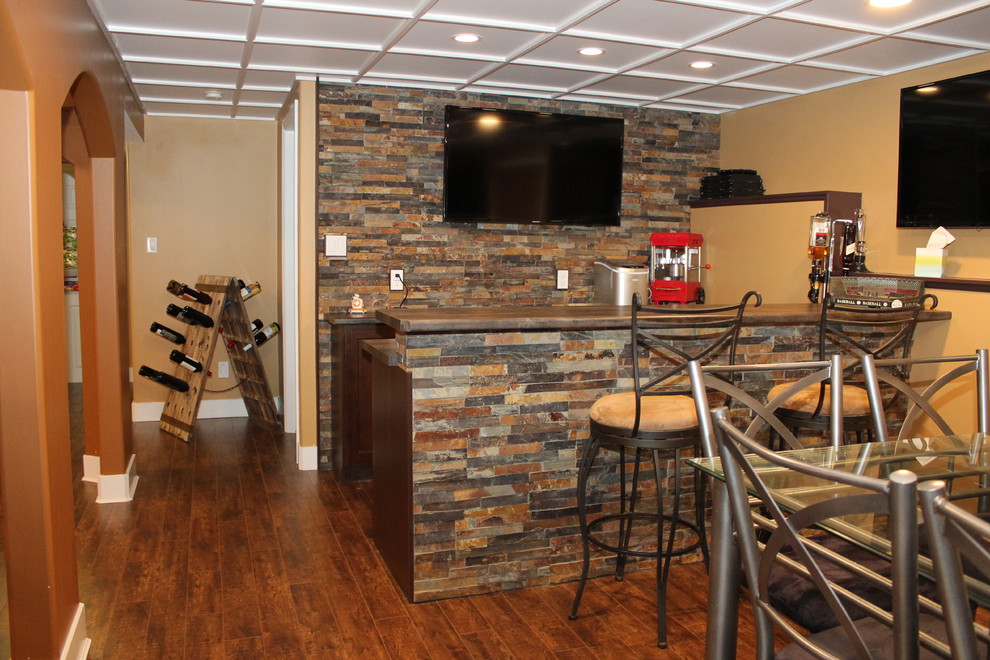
top-left (556, 269), bottom-right (569, 290)
top-left (218, 361), bottom-right (230, 378)
top-left (390, 269), bottom-right (404, 291)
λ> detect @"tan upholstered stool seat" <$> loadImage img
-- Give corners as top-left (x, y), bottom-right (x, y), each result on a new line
top-left (768, 383), bottom-right (871, 416)
top-left (590, 392), bottom-right (699, 433)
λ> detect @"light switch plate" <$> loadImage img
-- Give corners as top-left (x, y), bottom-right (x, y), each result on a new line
top-left (556, 269), bottom-right (569, 290)
top-left (325, 234), bottom-right (347, 259)
top-left (146, 237), bottom-right (158, 254)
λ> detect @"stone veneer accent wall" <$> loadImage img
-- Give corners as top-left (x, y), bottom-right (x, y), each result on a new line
top-left (317, 83), bottom-right (720, 465)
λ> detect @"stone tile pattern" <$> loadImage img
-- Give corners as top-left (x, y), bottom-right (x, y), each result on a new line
top-left (316, 83), bottom-right (720, 464)
top-left (397, 322), bottom-right (787, 601)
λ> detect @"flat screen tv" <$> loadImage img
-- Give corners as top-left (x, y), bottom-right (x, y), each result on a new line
top-left (896, 68), bottom-right (990, 228)
top-left (443, 106), bottom-right (624, 226)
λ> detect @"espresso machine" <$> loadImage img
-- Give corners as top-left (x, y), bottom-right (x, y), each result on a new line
top-left (649, 232), bottom-right (709, 304)
top-left (807, 209), bottom-right (868, 303)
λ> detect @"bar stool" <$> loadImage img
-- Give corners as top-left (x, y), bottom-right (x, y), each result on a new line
top-left (767, 291), bottom-right (938, 447)
top-left (569, 290), bottom-right (762, 648)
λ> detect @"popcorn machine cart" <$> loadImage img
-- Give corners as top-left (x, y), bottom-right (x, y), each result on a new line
top-left (649, 232), bottom-right (708, 304)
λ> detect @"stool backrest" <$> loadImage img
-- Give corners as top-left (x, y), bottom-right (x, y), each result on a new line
top-left (918, 481), bottom-right (990, 659)
top-left (862, 349), bottom-right (990, 442)
top-left (627, 290), bottom-right (761, 436)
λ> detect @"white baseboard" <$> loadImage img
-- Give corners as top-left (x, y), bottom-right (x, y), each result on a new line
top-left (82, 454), bottom-right (100, 483)
top-left (59, 603), bottom-right (91, 660)
top-left (131, 397), bottom-right (248, 422)
top-left (95, 454), bottom-right (139, 504)
top-left (297, 442), bottom-right (317, 471)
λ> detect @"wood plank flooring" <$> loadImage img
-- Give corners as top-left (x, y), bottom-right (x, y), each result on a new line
top-left (74, 415), bottom-right (766, 658)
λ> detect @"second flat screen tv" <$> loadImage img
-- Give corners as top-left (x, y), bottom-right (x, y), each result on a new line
top-left (443, 106), bottom-right (624, 226)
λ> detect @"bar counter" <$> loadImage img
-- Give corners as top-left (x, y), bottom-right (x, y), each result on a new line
top-left (364, 303), bottom-right (950, 602)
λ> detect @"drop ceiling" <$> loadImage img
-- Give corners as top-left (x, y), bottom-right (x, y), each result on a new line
top-left (86, 0), bottom-right (990, 120)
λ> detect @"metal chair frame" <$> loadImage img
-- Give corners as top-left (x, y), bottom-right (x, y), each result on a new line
top-left (569, 290), bottom-right (761, 649)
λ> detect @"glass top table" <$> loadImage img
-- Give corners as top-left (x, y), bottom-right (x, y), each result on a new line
top-left (687, 433), bottom-right (990, 659)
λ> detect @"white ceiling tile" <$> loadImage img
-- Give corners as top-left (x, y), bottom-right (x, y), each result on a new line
top-left (459, 85), bottom-right (556, 99)
top-left (777, 0), bottom-right (987, 33)
top-left (249, 43), bottom-right (374, 74)
top-left (733, 65), bottom-right (871, 92)
top-left (700, 17), bottom-right (867, 60)
top-left (903, 6), bottom-right (990, 49)
top-left (516, 35), bottom-right (670, 72)
top-left (390, 21), bottom-right (545, 60)
top-left (262, 0), bottom-right (422, 15)
top-left (630, 51), bottom-right (772, 82)
top-left (126, 61), bottom-right (241, 86)
top-left (670, 85), bottom-right (792, 108)
top-left (92, 0), bottom-right (252, 36)
top-left (238, 88), bottom-right (292, 104)
top-left (566, 0), bottom-right (754, 47)
top-left (555, 93), bottom-right (647, 107)
top-left (136, 83), bottom-right (234, 101)
top-left (255, 6), bottom-right (403, 46)
top-left (144, 100), bottom-right (235, 116)
top-left (113, 33), bottom-right (245, 64)
top-left (423, 0), bottom-right (599, 31)
top-left (240, 69), bottom-right (300, 90)
top-left (364, 53), bottom-right (497, 83)
top-left (580, 75), bottom-right (703, 99)
top-left (807, 38), bottom-right (979, 74)
top-left (234, 106), bottom-right (282, 119)
top-left (475, 63), bottom-right (606, 92)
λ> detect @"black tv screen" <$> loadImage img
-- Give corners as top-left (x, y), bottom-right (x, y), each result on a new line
top-left (443, 106), bottom-right (624, 226)
top-left (896, 68), bottom-right (990, 228)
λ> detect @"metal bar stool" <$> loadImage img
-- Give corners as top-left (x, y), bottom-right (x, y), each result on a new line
top-left (767, 291), bottom-right (938, 448)
top-left (569, 290), bottom-right (762, 648)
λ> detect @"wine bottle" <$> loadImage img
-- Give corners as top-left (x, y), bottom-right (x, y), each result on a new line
top-left (250, 318), bottom-right (263, 332)
top-left (138, 365), bottom-right (189, 393)
top-left (166, 280), bottom-right (212, 305)
top-left (254, 321), bottom-right (280, 346)
top-left (166, 303), bottom-right (214, 328)
top-left (169, 350), bottom-right (204, 373)
top-left (149, 322), bottom-right (186, 345)
top-left (239, 280), bottom-right (261, 301)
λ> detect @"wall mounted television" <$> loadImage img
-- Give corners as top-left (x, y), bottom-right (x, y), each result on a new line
top-left (442, 106), bottom-right (624, 226)
top-left (896, 68), bottom-right (990, 229)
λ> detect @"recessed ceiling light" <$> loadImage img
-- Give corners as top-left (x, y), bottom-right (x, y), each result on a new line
top-left (578, 46), bottom-right (605, 56)
top-left (205, 90), bottom-right (223, 100)
top-left (690, 60), bottom-right (715, 70)
top-left (453, 33), bottom-right (481, 44)
top-left (869, 0), bottom-right (911, 7)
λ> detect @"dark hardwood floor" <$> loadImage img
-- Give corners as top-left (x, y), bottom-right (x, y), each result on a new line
top-left (73, 413), bottom-right (766, 658)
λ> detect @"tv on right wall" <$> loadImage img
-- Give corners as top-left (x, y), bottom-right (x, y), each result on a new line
top-left (896, 68), bottom-right (990, 229)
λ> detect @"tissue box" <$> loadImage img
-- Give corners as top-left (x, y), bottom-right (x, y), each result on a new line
top-left (915, 248), bottom-right (946, 277)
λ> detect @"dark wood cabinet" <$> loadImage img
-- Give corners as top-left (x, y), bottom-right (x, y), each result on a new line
top-left (328, 316), bottom-right (394, 481)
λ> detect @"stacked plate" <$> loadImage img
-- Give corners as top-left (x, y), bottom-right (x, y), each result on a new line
top-left (700, 169), bottom-right (765, 199)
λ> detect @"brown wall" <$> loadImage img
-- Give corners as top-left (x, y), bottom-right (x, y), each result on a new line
top-left (316, 84), bottom-right (720, 465)
top-left (0, 0), bottom-right (140, 656)
top-left (128, 116), bottom-right (280, 406)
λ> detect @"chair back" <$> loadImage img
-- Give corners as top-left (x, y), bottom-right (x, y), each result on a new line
top-left (918, 481), bottom-right (990, 659)
top-left (688, 355), bottom-right (846, 457)
top-left (709, 406), bottom-right (923, 659)
top-left (625, 290), bottom-right (761, 437)
top-left (862, 349), bottom-right (990, 442)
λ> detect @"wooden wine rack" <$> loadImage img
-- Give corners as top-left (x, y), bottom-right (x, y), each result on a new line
top-left (159, 275), bottom-right (279, 442)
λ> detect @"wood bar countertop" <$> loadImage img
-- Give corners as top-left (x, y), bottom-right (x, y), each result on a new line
top-left (374, 302), bottom-right (950, 334)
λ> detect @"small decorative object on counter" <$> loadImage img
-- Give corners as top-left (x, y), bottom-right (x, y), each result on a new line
top-left (166, 303), bottom-right (215, 328)
top-left (138, 365), bottom-right (189, 393)
top-left (150, 321), bottom-right (186, 345)
top-left (349, 293), bottom-right (366, 315)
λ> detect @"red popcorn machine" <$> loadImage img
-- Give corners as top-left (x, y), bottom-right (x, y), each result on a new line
top-left (649, 232), bottom-right (709, 304)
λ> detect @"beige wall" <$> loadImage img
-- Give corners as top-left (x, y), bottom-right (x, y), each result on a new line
top-left (128, 116), bottom-right (281, 404)
top-left (718, 52), bottom-right (990, 433)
